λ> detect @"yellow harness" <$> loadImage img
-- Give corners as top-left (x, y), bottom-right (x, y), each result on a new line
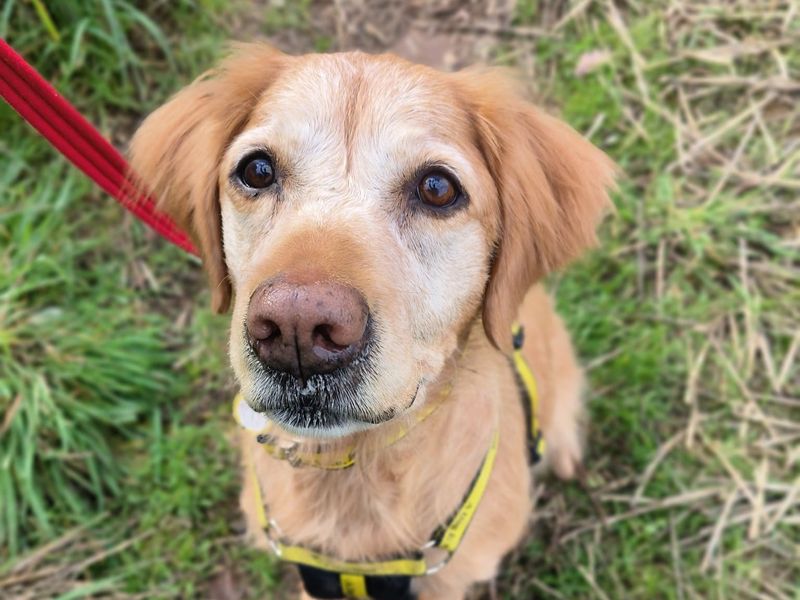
top-left (234, 325), bottom-right (543, 599)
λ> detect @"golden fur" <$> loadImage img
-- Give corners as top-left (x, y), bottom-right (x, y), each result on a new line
top-left (130, 44), bottom-right (616, 599)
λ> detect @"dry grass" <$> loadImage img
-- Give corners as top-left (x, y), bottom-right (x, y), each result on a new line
top-left (0, 515), bottom-right (144, 599)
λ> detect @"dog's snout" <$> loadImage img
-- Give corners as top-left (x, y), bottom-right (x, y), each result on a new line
top-left (246, 278), bottom-right (369, 379)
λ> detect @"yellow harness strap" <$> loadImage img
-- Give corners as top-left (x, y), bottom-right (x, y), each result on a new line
top-left (512, 324), bottom-right (546, 462)
top-left (339, 574), bottom-right (368, 598)
top-left (432, 429), bottom-right (499, 553)
top-left (250, 428), bottom-right (499, 578)
top-left (276, 545), bottom-right (428, 577)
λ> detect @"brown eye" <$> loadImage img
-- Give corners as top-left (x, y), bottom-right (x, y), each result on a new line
top-left (238, 153), bottom-right (275, 189)
top-left (417, 170), bottom-right (459, 208)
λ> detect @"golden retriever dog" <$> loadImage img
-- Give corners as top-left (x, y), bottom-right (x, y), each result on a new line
top-left (130, 43), bottom-right (615, 600)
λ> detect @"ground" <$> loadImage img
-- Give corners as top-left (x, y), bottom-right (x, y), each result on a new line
top-left (0, 1), bottom-right (798, 598)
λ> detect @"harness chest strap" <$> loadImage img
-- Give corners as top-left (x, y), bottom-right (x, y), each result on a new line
top-left (247, 428), bottom-right (500, 578)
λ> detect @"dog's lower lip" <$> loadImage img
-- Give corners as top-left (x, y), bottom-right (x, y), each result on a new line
top-left (244, 329), bottom-right (380, 430)
top-left (243, 333), bottom-right (421, 432)
top-left (258, 379), bottom-right (421, 434)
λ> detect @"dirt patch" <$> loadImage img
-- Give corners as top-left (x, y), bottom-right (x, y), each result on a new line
top-left (236, 0), bottom-right (522, 71)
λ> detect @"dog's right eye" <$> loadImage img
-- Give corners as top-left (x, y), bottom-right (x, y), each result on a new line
top-left (237, 153), bottom-right (275, 189)
top-left (417, 171), bottom-right (458, 207)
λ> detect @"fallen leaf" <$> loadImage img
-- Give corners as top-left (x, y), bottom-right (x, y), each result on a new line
top-left (574, 49), bottom-right (612, 76)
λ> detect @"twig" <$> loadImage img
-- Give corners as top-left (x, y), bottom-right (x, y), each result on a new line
top-left (561, 487), bottom-right (725, 543)
top-left (748, 458), bottom-right (768, 540)
top-left (704, 119), bottom-right (757, 205)
top-left (633, 431), bottom-right (684, 502)
top-left (605, 0), bottom-right (650, 103)
top-left (531, 578), bottom-right (568, 600)
top-left (776, 330), bottom-right (800, 392)
top-left (702, 436), bottom-right (756, 506)
top-left (553, 0), bottom-right (594, 32)
top-left (700, 488), bottom-right (739, 573)
top-left (669, 512), bottom-right (686, 600)
top-left (685, 93), bottom-right (776, 162)
top-left (0, 394), bottom-right (22, 436)
top-left (576, 564), bottom-right (612, 600)
top-left (684, 340), bottom-right (710, 449)
top-left (4, 516), bottom-right (105, 575)
top-left (764, 477), bottom-right (800, 533)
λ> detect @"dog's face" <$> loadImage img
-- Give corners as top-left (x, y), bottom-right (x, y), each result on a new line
top-left (130, 45), bottom-right (615, 437)
top-left (220, 55), bottom-right (500, 435)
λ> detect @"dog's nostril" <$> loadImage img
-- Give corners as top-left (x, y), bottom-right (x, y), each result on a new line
top-left (313, 324), bottom-right (349, 353)
top-left (253, 319), bottom-right (281, 343)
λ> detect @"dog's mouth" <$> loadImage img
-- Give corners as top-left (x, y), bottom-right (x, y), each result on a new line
top-left (242, 338), bottom-right (397, 436)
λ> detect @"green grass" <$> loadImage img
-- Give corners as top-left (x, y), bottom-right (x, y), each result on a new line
top-left (0, 162), bottom-right (183, 553)
top-left (1, 0), bottom-right (279, 597)
top-left (1, 0), bottom-right (798, 598)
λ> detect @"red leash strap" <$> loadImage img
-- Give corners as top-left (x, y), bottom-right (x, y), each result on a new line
top-left (0, 38), bottom-right (198, 255)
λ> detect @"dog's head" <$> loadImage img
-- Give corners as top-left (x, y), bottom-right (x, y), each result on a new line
top-left (130, 44), bottom-right (615, 437)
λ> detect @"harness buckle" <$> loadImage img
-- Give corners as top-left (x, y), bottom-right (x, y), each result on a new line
top-left (420, 540), bottom-right (451, 575)
top-left (424, 554), bottom-right (450, 575)
top-left (265, 518), bottom-right (286, 558)
top-left (285, 446), bottom-right (305, 468)
top-left (263, 436), bottom-right (302, 466)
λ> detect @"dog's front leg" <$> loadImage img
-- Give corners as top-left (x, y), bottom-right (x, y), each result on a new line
top-left (417, 584), bottom-right (468, 600)
top-left (415, 569), bottom-right (472, 600)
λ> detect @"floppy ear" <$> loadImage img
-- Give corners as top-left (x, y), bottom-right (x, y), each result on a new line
top-left (455, 71), bottom-right (617, 352)
top-left (129, 43), bottom-right (287, 313)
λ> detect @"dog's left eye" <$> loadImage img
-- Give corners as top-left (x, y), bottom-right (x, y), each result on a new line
top-left (237, 153), bottom-right (275, 189)
top-left (416, 170), bottom-right (460, 208)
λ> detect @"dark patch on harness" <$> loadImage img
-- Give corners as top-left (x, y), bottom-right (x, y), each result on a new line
top-left (512, 325), bottom-right (525, 350)
top-left (511, 325), bottom-right (543, 464)
top-left (299, 565), bottom-right (416, 600)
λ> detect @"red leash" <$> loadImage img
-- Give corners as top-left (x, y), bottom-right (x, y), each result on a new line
top-left (0, 38), bottom-right (198, 255)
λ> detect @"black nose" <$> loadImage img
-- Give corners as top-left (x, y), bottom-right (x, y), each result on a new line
top-left (246, 277), bottom-right (369, 380)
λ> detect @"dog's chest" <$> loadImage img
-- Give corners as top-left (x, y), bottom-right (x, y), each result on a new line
top-left (249, 422), bottom-right (489, 563)
top-left (256, 452), bottom-right (435, 559)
